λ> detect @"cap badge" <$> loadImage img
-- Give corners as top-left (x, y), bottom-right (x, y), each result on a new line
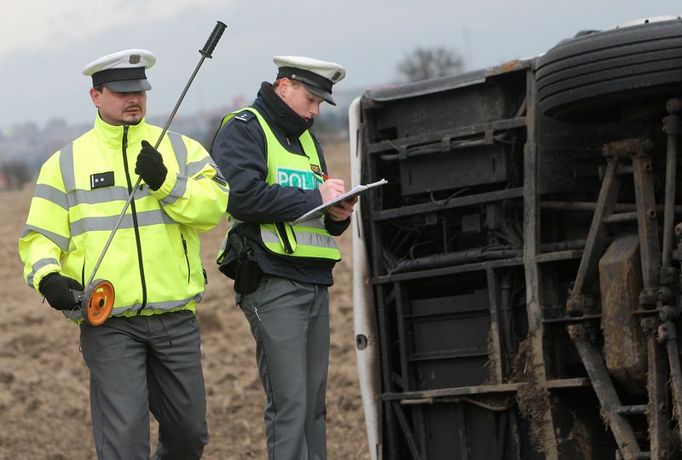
top-left (129, 55), bottom-right (141, 64)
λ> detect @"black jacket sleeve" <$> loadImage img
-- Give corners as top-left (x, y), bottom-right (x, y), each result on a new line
top-left (211, 116), bottom-right (323, 223)
top-left (325, 215), bottom-right (351, 236)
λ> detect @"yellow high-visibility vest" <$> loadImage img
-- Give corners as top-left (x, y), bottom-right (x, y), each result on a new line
top-left (219, 108), bottom-right (341, 262)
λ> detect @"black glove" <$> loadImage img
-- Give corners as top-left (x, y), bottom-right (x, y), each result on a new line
top-left (135, 140), bottom-right (168, 191)
top-left (39, 273), bottom-right (84, 311)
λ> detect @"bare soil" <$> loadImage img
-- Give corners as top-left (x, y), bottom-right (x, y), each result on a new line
top-left (0, 142), bottom-right (370, 459)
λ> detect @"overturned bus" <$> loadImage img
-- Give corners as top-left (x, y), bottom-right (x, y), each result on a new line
top-left (350, 16), bottom-right (682, 460)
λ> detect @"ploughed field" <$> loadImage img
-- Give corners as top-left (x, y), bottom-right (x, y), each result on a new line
top-left (0, 142), bottom-right (369, 459)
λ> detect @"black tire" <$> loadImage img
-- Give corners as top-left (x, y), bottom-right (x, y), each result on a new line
top-left (537, 19), bottom-right (682, 122)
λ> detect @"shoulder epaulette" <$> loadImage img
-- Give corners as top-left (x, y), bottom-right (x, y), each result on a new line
top-left (233, 111), bottom-right (256, 123)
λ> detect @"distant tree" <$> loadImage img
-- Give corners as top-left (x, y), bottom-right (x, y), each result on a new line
top-left (397, 46), bottom-right (465, 82)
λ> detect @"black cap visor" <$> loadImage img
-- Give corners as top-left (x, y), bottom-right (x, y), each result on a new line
top-left (93, 67), bottom-right (151, 93)
top-left (277, 66), bottom-right (336, 105)
top-left (301, 83), bottom-right (335, 105)
top-left (105, 79), bottom-right (152, 93)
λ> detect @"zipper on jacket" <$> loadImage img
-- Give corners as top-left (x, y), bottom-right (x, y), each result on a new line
top-left (121, 126), bottom-right (148, 311)
top-left (181, 234), bottom-right (190, 283)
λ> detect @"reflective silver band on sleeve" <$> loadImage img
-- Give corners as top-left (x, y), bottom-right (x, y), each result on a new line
top-left (33, 184), bottom-right (68, 210)
top-left (27, 257), bottom-right (60, 288)
top-left (160, 175), bottom-right (187, 206)
top-left (21, 225), bottom-right (70, 251)
top-left (168, 132), bottom-right (187, 176)
top-left (160, 132), bottom-right (190, 205)
top-left (187, 157), bottom-right (219, 177)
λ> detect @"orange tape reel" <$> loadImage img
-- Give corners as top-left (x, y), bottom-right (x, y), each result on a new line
top-left (81, 279), bottom-right (115, 326)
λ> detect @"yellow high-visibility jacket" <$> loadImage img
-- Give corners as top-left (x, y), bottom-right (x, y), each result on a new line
top-left (19, 115), bottom-right (229, 322)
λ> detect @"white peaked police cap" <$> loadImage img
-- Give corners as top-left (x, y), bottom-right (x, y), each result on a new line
top-left (82, 49), bottom-right (156, 92)
top-left (273, 55), bottom-right (346, 105)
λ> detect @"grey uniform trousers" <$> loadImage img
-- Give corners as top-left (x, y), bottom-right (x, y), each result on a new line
top-left (79, 310), bottom-right (208, 460)
top-left (238, 276), bottom-right (330, 460)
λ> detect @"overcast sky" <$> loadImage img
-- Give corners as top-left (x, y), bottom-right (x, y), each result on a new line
top-left (0, 0), bottom-right (678, 132)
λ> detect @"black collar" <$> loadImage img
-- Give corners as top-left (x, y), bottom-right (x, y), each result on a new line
top-left (256, 82), bottom-right (313, 139)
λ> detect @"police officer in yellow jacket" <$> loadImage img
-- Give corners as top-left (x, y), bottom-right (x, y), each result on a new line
top-left (18, 49), bottom-right (228, 460)
top-left (211, 56), bottom-right (356, 460)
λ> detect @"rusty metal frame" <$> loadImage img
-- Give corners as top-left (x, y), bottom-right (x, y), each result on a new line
top-left (563, 133), bottom-right (682, 459)
top-left (568, 323), bottom-right (642, 458)
top-left (522, 64), bottom-right (560, 458)
top-left (566, 143), bottom-right (623, 315)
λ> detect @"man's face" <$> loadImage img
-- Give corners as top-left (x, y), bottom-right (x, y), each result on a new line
top-left (279, 79), bottom-right (324, 122)
top-left (89, 85), bottom-right (147, 126)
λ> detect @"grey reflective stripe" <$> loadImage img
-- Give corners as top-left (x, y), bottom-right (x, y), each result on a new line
top-left (297, 231), bottom-right (339, 249)
top-left (187, 157), bottom-right (214, 177)
top-left (71, 209), bottom-right (174, 237)
top-left (161, 175), bottom-right (187, 206)
top-left (261, 228), bottom-right (280, 244)
top-left (59, 142), bottom-right (75, 193)
top-left (68, 186), bottom-right (151, 206)
top-left (187, 157), bottom-right (227, 184)
top-left (168, 132), bottom-right (187, 176)
top-left (22, 225), bottom-right (70, 251)
top-left (296, 217), bottom-right (325, 229)
top-left (27, 257), bottom-right (59, 287)
top-left (160, 132), bottom-right (189, 205)
top-left (33, 184), bottom-right (68, 210)
top-left (261, 227), bottom-right (338, 250)
top-left (62, 293), bottom-right (203, 321)
top-left (144, 293), bottom-right (204, 311)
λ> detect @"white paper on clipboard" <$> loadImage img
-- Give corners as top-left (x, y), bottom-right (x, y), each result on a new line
top-left (292, 178), bottom-right (388, 224)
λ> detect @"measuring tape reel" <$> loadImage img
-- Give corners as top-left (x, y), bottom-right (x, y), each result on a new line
top-left (78, 279), bottom-right (115, 326)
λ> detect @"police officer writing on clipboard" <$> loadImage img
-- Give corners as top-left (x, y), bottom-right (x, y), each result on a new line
top-left (211, 55), bottom-right (356, 459)
top-left (18, 49), bottom-right (228, 459)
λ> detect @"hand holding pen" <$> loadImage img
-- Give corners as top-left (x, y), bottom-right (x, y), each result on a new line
top-left (318, 178), bottom-right (346, 203)
top-left (318, 177), bottom-right (357, 221)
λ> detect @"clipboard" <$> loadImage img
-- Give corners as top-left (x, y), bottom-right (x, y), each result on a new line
top-left (292, 178), bottom-right (388, 224)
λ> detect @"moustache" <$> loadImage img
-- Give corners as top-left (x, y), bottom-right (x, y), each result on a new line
top-left (124, 104), bottom-right (142, 112)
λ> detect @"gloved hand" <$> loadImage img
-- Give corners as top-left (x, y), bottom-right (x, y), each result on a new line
top-left (135, 140), bottom-right (168, 191)
top-left (39, 273), bottom-right (83, 311)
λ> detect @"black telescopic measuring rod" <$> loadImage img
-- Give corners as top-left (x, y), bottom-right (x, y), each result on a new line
top-left (85, 21), bottom-right (227, 290)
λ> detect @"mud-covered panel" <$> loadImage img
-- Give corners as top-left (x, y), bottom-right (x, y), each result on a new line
top-left (399, 145), bottom-right (508, 196)
top-left (598, 234), bottom-right (647, 394)
top-left (363, 70), bottom-right (527, 143)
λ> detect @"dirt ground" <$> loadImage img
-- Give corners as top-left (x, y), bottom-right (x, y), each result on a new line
top-left (0, 142), bottom-right (370, 459)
